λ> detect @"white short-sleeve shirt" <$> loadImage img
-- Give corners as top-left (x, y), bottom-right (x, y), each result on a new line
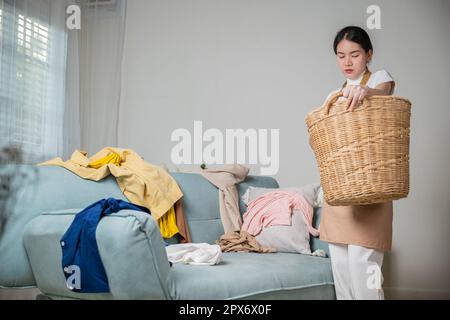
top-left (325, 69), bottom-right (396, 102)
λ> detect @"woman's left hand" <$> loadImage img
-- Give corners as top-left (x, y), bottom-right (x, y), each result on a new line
top-left (342, 85), bottom-right (370, 111)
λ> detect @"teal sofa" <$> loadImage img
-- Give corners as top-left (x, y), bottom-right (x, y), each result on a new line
top-left (0, 165), bottom-right (335, 300)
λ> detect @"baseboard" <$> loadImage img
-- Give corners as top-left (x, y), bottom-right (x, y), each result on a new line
top-left (384, 287), bottom-right (450, 300)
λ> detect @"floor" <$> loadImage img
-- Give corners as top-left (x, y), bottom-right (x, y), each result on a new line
top-left (0, 288), bottom-right (41, 300)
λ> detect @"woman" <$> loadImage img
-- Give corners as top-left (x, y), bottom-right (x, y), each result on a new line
top-left (320, 26), bottom-right (396, 300)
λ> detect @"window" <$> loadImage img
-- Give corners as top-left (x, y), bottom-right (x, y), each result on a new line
top-left (17, 14), bottom-right (49, 63)
top-left (0, 3), bottom-right (53, 163)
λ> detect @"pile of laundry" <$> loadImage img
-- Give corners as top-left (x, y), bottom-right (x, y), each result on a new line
top-left (40, 147), bottom-right (191, 243)
top-left (165, 164), bottom-right (325, 268)
top-left (39, 147), bottom-right (191, 293)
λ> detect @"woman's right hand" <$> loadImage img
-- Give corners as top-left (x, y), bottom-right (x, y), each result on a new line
top-left (342, 85), bottom-right (369, 111)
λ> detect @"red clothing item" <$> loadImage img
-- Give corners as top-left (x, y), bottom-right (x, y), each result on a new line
top-left (241, 190), bottom-right (319, 237)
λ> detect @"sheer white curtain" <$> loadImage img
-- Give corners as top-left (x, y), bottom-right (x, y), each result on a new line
top-left (0, 0), bottom-right (69, 163)
top-left (0, 0), bottom-right (127, 163)
top-left (76, 0), bottom-right (127, 156)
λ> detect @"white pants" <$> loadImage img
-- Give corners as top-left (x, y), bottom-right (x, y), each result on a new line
top-left (329, 243), bottom-right (385, 300)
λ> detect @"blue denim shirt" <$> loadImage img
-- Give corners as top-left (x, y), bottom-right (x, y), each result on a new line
top-left (60, 198), bottom-right (151, 293)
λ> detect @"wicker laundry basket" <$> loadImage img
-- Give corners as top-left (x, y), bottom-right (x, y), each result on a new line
top-left (305, 92), bottom-right (411, 206)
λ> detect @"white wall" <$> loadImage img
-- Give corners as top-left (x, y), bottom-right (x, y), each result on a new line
top-left (119, 0), bottom-right (450, 299)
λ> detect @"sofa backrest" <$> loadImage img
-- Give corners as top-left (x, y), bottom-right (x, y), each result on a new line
top-left (169, 172), bottom-right (328, 253)
top-left (169, 172), bottom-right (279, 244)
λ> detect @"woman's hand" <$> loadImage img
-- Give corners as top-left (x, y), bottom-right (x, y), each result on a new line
top-left (342, 85), bottom-right (369, 111)
top-left (342, 82), bottom-right (395, 111)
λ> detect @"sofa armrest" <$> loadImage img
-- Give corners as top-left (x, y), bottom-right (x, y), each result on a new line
top-left (23, 209), bottom-right (171, 299)
top-left (310, 207), bottom-right (330, 257)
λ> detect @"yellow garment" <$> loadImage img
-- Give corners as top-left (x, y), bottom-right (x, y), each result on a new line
top-left (157, 206), bottom-right (180, 238)
top-left (38, 147), bottom-right (183, 220)
top-left (88, 151), bottom-right (122, 169)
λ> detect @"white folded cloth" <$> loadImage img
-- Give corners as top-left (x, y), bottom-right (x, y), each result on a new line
top-left (166, 243), bottom-right (223, 266)
top-left (311, 249), bottom-right (327, 258)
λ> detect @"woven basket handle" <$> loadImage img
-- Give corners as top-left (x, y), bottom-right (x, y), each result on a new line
top-left (323, 91), bottom-right (344, 115)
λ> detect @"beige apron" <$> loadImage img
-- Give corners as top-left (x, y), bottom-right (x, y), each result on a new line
top-left (318, 68), bottom-right (393, 252)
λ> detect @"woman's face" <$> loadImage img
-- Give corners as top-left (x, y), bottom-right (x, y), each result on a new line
top-left (336, 39), bottom-right (372, 80)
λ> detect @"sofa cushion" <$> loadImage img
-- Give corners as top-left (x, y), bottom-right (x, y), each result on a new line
top-left (255, 210), bottom-right (311, 254)
top-left (168, 252), bottom-right (335, 300)
top-left (241, 184), bottom-right (320, 208)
